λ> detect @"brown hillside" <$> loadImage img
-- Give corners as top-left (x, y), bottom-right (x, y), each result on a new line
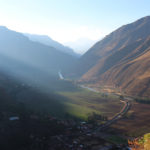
top-left (74, 16), bottom-right (150, 77)
top-left (76, 16), bottom-right (150, 97)
top-left (99, 39), bottom-right (150, 97)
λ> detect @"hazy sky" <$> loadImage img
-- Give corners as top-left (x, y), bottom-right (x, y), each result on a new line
top-left (0, 0), bottom-right (149, 44)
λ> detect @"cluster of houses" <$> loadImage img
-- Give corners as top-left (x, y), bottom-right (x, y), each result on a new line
top-left (0, 111), bottom-right (130, 150)
top-left (37, 115), bottom-right (130, 150)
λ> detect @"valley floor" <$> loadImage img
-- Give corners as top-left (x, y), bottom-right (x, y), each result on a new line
top-left (80, 84), bottom-right (150, 138)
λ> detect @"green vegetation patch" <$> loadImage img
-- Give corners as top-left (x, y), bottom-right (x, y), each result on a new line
top-left (64, 103), bottom-right (101, 120)
top-left (57, 87), bottom-right (122, 120)
top-left (107, 135), bottom-right (127, 144)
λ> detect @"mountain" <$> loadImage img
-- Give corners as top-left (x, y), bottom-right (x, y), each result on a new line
top-left (74, 16), bottom-right (150, 98)
top-left (24, 33), bottom-right (80, 57)
top-left (64, 38), bottom-right (97, 54)
top-left (99, 37), bottom-right (150, 97)
top-left (0, 26), bottom-right (77, 87)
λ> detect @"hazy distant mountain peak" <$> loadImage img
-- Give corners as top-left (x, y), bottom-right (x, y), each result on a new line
top-left (65, 37), bottom-right (97, 54)
top-left (0, 26), bottom-right (8, 30)
top-left (24, 33), bottom-right (80, 57)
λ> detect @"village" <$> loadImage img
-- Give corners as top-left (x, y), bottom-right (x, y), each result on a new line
top-left (0, 108), bottom-right (130, 150)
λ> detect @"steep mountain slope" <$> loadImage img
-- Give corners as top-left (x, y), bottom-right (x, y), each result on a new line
top-left (0, 26), bottom-right (77, 77)
top-left (99, 37), bottom-right (150, 97)
top-left (74, 16), bottom-right (150, 77)
top-left (75, 16), bottom-right (150, 97)
top-left (24, 33), bottom-right (80, 57)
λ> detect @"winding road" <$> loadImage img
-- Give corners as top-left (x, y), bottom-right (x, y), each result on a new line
top-left (98, 100), bottom-right (130, 131)
top-left (58, 71), bottom-right (131, 130)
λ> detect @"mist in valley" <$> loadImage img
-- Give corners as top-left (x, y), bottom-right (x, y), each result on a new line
top-left (0, 1), bottom-right (150, 150)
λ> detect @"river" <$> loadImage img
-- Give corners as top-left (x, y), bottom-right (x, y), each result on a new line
top-left (58, 71), bottom-right (64, 79)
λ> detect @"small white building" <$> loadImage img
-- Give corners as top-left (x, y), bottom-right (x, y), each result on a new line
top-left (9, 116), bottom-right (20, 121)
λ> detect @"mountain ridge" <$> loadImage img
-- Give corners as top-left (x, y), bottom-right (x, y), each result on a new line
top-left (0, 26), bottom-right (77, 85)
top-left (24, 33), bottom-right (80, 57)
top-left (75, 16), bottom-right (150, 97)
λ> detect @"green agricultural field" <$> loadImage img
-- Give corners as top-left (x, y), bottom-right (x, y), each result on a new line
top-left (8, 77), bottom-right (122, 121)
top-left (57, 87), bottom-right (123, 120)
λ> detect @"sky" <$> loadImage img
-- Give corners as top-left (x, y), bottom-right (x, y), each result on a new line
top-left (0, 0), bottom-right (149, 53)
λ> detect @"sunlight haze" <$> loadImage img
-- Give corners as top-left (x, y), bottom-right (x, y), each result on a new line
top-left (0, 0), bottom-right (150, 53)
top-left (1, 1), bottom-right (150, 149)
